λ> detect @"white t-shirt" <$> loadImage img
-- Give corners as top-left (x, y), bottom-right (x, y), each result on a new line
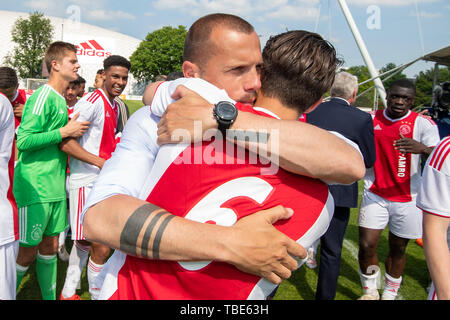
top-left (0, 93), bottom-right (18, 246)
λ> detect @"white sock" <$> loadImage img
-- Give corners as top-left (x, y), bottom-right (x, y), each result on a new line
top-left (58, 227), bottom-right (70, 247)
top-left (382, 273), bottom-right (402, 300)
top-left (359, 266), bottom-right (380, 295)
top-left (87, 257), bottom-right (104, 300)
top-left (61, 241), bottom-right (90, 298)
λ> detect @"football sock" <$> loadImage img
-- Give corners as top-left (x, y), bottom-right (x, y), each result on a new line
top-left (61, 241), bottom-right (90, 298)
top-left (36, 252), bottom-right (57, 300)
top-left (382, 273), bottom-right (402, 300)
top-left (359, 266), bottom-right (380, 295)
top-left (16, 263), bottom-right (29, 291)
top-left (87, 257), bottom-right (104, 300)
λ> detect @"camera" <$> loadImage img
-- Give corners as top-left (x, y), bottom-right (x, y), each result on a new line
top-left (430, 81), bottom-right (450, 120)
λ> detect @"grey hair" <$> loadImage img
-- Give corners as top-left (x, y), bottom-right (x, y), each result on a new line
top-left (330, 71), bottom-right (358, 99)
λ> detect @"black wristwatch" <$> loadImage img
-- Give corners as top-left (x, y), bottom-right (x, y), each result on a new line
top-left (213, 101), bottom-right (238, 137)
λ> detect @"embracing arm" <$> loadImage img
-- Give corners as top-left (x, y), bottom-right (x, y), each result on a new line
top-left (157, 86), bottom-right (365, 184)
top-left (84, 195), bottom-right (305, 284)
top-left (59, 138), bottom-right (105, 169)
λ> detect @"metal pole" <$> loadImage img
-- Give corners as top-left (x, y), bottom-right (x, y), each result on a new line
top-left (337, 0), bottom-right (386, 108)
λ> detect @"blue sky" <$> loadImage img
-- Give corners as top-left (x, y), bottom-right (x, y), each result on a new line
top-left (1, 0), bottom-right (449, 78)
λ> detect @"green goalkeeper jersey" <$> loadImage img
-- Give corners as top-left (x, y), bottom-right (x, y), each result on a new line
top-left (13, 84), bottom-right (69, 207)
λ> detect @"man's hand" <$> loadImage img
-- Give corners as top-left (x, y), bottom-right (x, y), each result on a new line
top-left (157, 85), bottom-right (217, 145)
top-left (226, 205), bottom-right (306, 284)
top-left (60, 112), bottom-right (90, 139)
top-left (394, 133), bottom-right (433, 155)
top-left (13, 103), bottom-right (24, 118)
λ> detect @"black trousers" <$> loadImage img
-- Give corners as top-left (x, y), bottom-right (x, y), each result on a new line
top-left (315, 206), bottom-right (351, 300)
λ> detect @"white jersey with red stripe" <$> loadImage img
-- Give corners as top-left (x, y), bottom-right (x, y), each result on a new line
top-left (69, 89), bottom-right (118, 189)
top-left (417, 136), bottom-right (450, 219)
top-left (82, 78), bottom-right (334, 300)
top-left (0, 93), bottom-right (18, 246)
top-left (364, 109), bottom-right (440, 202)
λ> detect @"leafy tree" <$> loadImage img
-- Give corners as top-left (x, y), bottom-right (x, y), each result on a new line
top-left (3, 11), bottom-right (54, 79)
top-left (130, 26), bottom-right (187, 83)
top-left (346, 63), bottom-right (407, 109)
top-left (380, 62), bottom-right (407, 91)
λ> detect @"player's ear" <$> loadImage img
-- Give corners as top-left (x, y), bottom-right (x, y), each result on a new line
top-left (182, 61), bottom-right (201, 78)
top-left (304, 98), bottom-right (323, 114)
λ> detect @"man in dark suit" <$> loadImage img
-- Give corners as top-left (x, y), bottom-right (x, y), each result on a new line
top-left (306, 71), bottom-right (376, 300)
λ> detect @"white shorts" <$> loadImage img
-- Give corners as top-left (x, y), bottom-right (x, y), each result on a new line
top-left (0, 240), bottom-right (19, 300)
top-left (358, 190), bottom-right (423, 239)
top-left (69, 183), bottom-right (93, 240)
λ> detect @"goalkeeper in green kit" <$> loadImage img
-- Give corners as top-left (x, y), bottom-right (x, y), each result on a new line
top-left (14, 42), bottom-right (90, 300)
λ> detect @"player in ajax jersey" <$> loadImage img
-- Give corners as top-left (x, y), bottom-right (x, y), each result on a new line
top-left (81, 30), bottom-right (363, 299)
top-left (0, 89), bottom-right (18, 300)
top-left (59, 55), bottom-right (131, 300)
top-left (417, 135), bottom-right (450, 300)
top-left (357, 79), bottom-right (440, 300)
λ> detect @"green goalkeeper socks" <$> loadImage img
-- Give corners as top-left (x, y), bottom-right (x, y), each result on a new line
top-left (16, 263), bottom-right (29, 291)
top-left (36, 252), bottom-right (57, 300)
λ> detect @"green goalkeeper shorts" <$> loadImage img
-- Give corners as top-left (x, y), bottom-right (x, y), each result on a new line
top-left (18, 200), bottom-right (68, 247)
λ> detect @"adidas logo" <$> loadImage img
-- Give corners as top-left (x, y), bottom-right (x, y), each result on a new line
top-left (374, 124), bottom-right (382, 131)
top-left (76, 40), bottom-right (112, 58)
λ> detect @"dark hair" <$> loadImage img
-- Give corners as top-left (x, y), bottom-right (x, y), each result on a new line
top-left (388, 78), bottom-right (416, 94)
top-left (261, 30), bottom-right (343, 113)
top-left (96, 69), bottom-right (104, 75)
top-left (78, 75), bottom-right (86, 84)
top-left (0, 67), bottom-right (19, 89)
top-left (44, 41), bottom-right (77, 74)
top-left (69, 76), bottom-right (81, 86)
top-left (166, 71), bottom-right (184, 81)
top-left (103, 55), bottom-right (131, 71)
top-left (183, 13), bottom-right (254, 67)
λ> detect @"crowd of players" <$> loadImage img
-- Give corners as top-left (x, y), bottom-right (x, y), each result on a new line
top-left (0, 12), bottom-right (448, 301)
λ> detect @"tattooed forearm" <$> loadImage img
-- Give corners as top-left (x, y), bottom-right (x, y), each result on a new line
top-left (140, 211), bottom-right (166, 259)
top-left (119, 203), bottom-right (174, 259)
top-left (152, 214), bottom-right (175, 259)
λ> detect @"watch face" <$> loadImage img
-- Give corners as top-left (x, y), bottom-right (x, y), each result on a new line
top-left (217, 101), bottom-right (237, 121)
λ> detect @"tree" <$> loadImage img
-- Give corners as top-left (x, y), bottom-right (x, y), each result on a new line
top-left (346, 63), bottom-right (407, 109)
top-left (380, 62), bottom-right (407, 91)
top-left (130, 26), bottom-right (187, 83)
top-left (3, 12), bottom-right (54, 79)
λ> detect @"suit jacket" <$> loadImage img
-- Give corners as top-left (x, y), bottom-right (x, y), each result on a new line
top-left (306, 97), bottom-right (376, 207)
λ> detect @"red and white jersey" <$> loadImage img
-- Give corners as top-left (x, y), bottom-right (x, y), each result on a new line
top-left (82, 78), bottom-right (334, 300)
top-left (364, 109), bottom-right (440, 202)
top-left (11, 89), bottom-right (31, 130)
top-left (417, 136), bottom-right (450, 219)
top-left (0, 93), bottom-right (18, 245)
top-left (67, 104), bottom-right (75, 117)
top-left (69, 89), bottom-right (118, 189)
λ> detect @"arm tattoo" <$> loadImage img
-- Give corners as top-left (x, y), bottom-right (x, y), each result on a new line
top-left (119, 203), bottom-right (175, 259)
top-left (152, 214), bottom-right (175, 260)
top-left (140, 211), bottom-right (166, 259)
top-left (119, 203), bottom-right (152, 256)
